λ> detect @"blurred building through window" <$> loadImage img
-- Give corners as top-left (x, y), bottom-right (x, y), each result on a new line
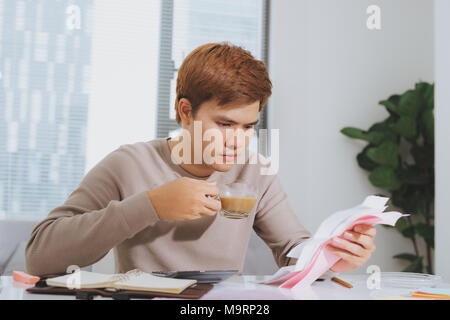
top-left (0, 0), bottom-right (94, 219)
top-left (0, 0), bottom-right (268, 220)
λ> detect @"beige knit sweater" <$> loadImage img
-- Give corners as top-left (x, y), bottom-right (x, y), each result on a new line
top-left (25, 137), bottom-right (334, 279)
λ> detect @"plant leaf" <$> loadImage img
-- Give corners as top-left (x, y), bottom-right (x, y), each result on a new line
top-left (379, 99), bottom-right (400, 115)
top-left (421, 109), bottom-right (434, 144)
top-left (391, 188), bottom-right (408, 211)
top-left (357, 146), bottom-right (378, 171)
top-left (341, 127), bottom-right (368, 140)
top-left (415, 82), bottom-right (431, 111)
top-left (394, 217), bottom-right (415, 238)
top-left (415, 82), bottom-right (429, 93)
top-left (368, 123), bottom-right (398, 144)
top-left (415, 223), bottom-right (434, 249)
top-left (393, 253), bottom-right (418, 262)
top-left (422, 83), bottom-right (434, 110)
top-left (398, 89), bottom-right (421, 119)
top-left (341, 127), bottom-right (386, 145)
top-left (369, 166), bottom-right (401, 191)
top-left (366, 141), bottom-right (399, 168)
top-left (379, 95), bottom-right (401, 117)
top-left (391, 185), bottom-right (433, 219)
top-left (392, 116), bottom-right (417, 138)
top-left (403, 256), bottom-right (423, 273)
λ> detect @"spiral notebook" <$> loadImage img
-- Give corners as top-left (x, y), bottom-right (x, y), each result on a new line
top-left (45, 269), bottom-right (196, 294)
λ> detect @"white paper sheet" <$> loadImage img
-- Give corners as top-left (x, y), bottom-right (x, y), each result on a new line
top-left (260, 195), bottom-right (409, 289)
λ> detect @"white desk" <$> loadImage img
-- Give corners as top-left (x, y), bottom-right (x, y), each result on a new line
top-left (1, 274), bottom-right (449, 300)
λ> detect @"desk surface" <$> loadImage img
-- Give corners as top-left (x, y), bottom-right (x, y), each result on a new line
top-left (1, 274), bottom-right (450, 300)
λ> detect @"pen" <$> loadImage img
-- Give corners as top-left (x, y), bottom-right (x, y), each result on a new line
top-left (331, 276), bottom-right (353, 288)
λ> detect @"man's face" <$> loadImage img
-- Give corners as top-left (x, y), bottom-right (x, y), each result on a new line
top-left (187, 99), bottom-right (259, 172)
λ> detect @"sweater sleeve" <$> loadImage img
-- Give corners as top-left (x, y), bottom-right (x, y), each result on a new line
top-left (25, 148), bottom-right (160, 277)
top-left (253, 174), bottom-right (313, 268)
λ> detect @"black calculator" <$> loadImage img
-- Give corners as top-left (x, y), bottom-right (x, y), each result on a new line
top-left (151, 270), bottom-right (238, 284)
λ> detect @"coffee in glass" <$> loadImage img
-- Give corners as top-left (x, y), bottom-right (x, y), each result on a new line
top-left (218, 183), bottom-right (258, 219)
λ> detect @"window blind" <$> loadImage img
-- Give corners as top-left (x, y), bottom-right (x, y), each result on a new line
top-left (156, 0), bottom-right (271, 139)
top-left (0, 0), bottom-right (94, 220)
top-left (0, 0), bottom-right (270, 220)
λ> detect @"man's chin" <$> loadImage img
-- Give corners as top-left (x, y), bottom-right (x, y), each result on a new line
top-left (211, 162), bottom-right (234, 172)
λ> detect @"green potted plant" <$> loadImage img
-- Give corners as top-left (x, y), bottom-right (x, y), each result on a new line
top-left (340, 82), bottom-right (434, 274)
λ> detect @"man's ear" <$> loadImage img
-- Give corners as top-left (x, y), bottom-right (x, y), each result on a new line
top-left (178, 98), bottom-right (193, 126)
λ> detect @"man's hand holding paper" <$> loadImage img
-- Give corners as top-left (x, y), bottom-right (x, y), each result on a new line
top-left (260, 195), bottom-right (409, 289)
top-left (327, 223), bottom-right (377, 273)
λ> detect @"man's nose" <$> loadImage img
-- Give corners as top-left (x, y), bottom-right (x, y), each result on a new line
top-left (224, 132), bottom-right (246, 150)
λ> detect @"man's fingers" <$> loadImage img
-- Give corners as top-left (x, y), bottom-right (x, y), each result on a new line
top-left (185, 178), bottom-right (221, 217)
top-left (202, 197), bottom-right (222, 212)
top-left (189, 178), bottom-right (219, 197)
top-left (343, 231), bottom-right (376, 251)
top-left (353, 224), bottom-right (376, 237)
top-left (330, 237), bottom-right (365, 257)
top-left (198, 181), bottom-right (220, 197)
top-left (198, 206), bottom-right (218, 217)
top-left (327, 246), bottom-right (364, 267)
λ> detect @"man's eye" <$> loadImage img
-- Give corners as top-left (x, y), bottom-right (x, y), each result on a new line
top-left (219, 123), bottom-right (231, 127)
top-left (245, 125), bottom-right (255, 130)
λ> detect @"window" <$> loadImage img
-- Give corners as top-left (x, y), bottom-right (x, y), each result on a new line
top-left (0, 0), bottom-right (270, 220)
top-left (0, 0), bottom-right (95, 220)
top-left (156, 0), bottom-right (270, 138)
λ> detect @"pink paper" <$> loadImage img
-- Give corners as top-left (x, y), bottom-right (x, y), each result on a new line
top-left (261, 196), bottom-right (409, 290)
top-left (280, 216), bottom-right (382, 289)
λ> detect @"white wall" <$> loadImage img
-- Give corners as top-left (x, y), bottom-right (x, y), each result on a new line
top-left (435, 0), bottom-right (450, 282)
top-left (268, 0), bottom-right (435, 274)
top-left (86, 1), bottom-right (160, 172)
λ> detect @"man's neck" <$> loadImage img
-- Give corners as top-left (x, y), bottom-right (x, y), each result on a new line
top-left (167, 138), bottom-right (215, 178)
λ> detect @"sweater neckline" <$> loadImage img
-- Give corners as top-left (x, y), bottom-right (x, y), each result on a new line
top-left (159, 137), bottom-right (221, 181)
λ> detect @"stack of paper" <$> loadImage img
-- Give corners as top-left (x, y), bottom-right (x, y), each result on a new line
top-left (260, 195), bottom-right (409, 289)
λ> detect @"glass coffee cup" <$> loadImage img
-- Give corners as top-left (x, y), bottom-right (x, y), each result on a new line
top-left (217, 182), bottom-right (258, 219)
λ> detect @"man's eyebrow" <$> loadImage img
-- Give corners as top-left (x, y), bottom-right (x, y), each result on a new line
top-left (215, 116), bottom-right (259, 126)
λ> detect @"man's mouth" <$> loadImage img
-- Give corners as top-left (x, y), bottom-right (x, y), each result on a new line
top-left (221, 154), bottom-right (237, 159)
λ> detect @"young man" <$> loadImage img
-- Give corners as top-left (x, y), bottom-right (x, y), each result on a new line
top-left (25, 43), bottom-right (376, 278)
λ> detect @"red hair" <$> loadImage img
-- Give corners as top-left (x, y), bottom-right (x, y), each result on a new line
top-left (175, 42), bottom-right (272, 124)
